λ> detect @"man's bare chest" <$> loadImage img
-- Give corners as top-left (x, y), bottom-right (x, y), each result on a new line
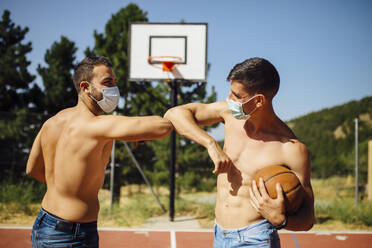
top-left (223, 132), bottom-right (285, 179)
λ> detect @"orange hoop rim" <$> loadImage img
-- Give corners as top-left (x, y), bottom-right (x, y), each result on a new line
top-left (147, 56), bottom-right (183, 72)
top-left (147, 56), bottom-right (183, 64)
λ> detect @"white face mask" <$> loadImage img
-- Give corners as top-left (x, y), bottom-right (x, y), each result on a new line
top-left (90, 86), bottom-right (120, 113)
top-left (226, 95), bottom-right (259, 120)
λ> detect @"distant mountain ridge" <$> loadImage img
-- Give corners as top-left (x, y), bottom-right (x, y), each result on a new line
top-left (287, 96), bottom-right (372, 180)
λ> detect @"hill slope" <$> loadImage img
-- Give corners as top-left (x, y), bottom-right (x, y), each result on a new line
top-left (287, 96), bottom-right (372, 180)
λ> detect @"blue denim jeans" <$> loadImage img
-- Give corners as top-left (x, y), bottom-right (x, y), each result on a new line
top-left (213, 219), bottom-right (281, 248)
top-left (31, 208), bottom-right (99, 248)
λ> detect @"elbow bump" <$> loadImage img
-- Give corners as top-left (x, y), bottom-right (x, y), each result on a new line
top-left (164, 107), bottom-right (185, 119)
top-left (161, 123), bottom-right (173, 137)
top-left (164, 108), bottom-right (177, 119)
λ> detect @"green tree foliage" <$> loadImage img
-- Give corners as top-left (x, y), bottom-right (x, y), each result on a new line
top-left (0, 10), bottom-right (43, 182)
top-left (85, 3), bottom-right (148, 110)
top-left (288, 96), bottom-right (372, 181)
top-left (0, 10), bottom-right (41, 111)
top-left (87, 3), bottom-right (218, 198)
top-left (37, 36), bottom-right (77, 118)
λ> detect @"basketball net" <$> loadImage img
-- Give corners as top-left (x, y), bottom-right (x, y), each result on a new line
top-left (147, 56), bottom-right (183, 81)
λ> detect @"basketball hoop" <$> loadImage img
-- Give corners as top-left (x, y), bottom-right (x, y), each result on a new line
top-left (147, 56), bottom-right (183, 72)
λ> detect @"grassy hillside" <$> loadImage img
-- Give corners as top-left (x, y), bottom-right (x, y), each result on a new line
top-left (287, 96), bottom-right (372, 181)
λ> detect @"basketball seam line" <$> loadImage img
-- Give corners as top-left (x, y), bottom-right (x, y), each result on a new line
top-left (263, 171), bottom-right (294, 184)
top-left (262, 171), bottom-right (301, 194)
top-left (284, 182), bottom-right (301, 194)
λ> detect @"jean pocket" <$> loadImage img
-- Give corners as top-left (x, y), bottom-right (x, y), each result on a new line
top-left (237, 239), bottom-right (270, 247)
top-left (239, 228), bottom-right (273, 246)
top-left (38, 242), bottom-right (82, 248)
top-left (37, 235), bottom-right (83, 248)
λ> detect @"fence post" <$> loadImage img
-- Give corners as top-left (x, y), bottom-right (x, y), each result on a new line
top-left (354, 118), bottom-right (359, 212)
top-left (368, 139), bottom-right (372, 201)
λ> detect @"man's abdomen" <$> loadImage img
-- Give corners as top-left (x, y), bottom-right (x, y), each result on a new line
top-left (215, 184), bottom-right (263, 229)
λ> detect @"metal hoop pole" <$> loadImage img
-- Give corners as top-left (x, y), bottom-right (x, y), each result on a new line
top-left (169, 80), bottom-right (177, 221)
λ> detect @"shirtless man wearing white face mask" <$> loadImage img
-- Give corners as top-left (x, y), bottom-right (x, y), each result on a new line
top-left (165, 57), bottom-right (314, 247)
top-left (26, 56), bottom-right (173, 247)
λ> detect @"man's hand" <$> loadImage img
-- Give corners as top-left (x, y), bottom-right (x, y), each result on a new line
top-left (133, 140), bottom-right (147, 150)
top-left (206, 142), bottom-right (232, 174)
top-left (249, 177), bottom-right (286, 226)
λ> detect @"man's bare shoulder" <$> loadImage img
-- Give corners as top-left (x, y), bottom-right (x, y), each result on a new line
top-left (281, 138), bottom-right (310, 170)
top-left (41, 108), bottom-right (74, 127)
top-left (282, 138), bottom-right (308, 154)
top-left (40, 107), bottom-right (92, 139)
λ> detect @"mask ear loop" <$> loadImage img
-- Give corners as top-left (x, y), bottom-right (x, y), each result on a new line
top-left (88, 82), bottom-right (103, 103)
top-left (242, 95), bottom-right (262, 116)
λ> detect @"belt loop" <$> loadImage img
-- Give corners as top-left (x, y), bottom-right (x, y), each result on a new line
top-left (36, 210), bottom-right (47, 230)
top-left (74, 223), bottom-right (80, 239)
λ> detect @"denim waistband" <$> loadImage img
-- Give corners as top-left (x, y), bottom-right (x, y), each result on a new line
top-left (215, 219), bottom-right (274, 238)
top-left (39, 208), bottom-right (97, 231)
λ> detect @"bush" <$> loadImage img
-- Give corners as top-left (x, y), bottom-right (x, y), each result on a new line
top-left (315, 198), bottom-right (372, 226)
top-left (358, 203), bottom-right (372, 226)
top-left (0, 180), bottom-right (46, 214)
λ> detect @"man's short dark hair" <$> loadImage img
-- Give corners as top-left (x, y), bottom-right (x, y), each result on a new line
top-left (227, 57), bottom-right (280, 98)
top-left (73, 56), bottom-right (113, 93)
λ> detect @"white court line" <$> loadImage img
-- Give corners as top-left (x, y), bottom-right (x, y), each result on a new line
top-left (0, 226), bottom-right (32, 229)
top-left (170, 230), bottom-right (176, 248)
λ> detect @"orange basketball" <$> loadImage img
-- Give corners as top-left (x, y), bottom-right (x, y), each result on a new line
top-left (254, 165), bottom-right (304, 214)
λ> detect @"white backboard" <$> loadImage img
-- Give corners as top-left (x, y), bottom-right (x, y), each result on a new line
top-left (129, 23), bottom-right (208, 82)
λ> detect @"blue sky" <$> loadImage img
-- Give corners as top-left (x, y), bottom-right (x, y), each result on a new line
top-left (2, 0), bottom-right (372, 140)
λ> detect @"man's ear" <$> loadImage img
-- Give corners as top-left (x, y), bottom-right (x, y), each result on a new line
top-left (80, 81), bottom-right (90, 93)
top-left (256, 94), bottom-right (266, 107)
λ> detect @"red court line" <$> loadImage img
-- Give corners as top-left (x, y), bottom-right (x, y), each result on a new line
top-left (1, 228), bottom-right (372, 248)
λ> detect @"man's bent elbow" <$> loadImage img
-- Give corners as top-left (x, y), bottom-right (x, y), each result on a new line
top-left (164, 106), bottom-right (189, 121)
top-left (25, 163), bottom-right (35, 177)
top-left (159, 119), bottom-right (173, 138)
top-left (152, 117), bottom-right (173, 139)
top-left (164, 108), bottom-right (176, 121)
top-left (26, 167), bottom-right (32, 177)
top-left (302, 218), bottom-right (314, 231)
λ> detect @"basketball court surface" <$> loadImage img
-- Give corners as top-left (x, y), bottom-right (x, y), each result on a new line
top-left (1, 226), bottom-right (371, 248)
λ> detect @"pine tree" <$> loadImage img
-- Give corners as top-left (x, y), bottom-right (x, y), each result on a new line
top-left (0, 10), bottom-right (43, 182)
top-left (37, 36), bottom-right (78, 118)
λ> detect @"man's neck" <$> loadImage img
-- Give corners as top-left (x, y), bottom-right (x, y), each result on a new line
top-left (244, 103), bottom-right (279, 135)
